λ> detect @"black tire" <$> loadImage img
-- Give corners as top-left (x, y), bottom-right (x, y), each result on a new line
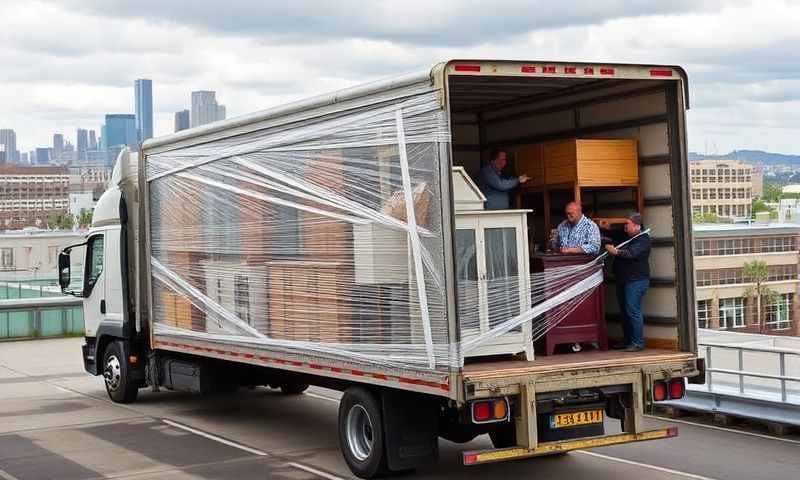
top-left (279, 382), bottom-right (309, 395)
top-left (338, 387), bottom-right (389, 479)
top-left (102, 341), bottom-right (138, 403)
top-left (489, 423), bottom-right (517, 448)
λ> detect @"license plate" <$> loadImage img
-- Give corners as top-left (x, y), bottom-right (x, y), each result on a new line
top-left (550, 409), bottom-right (604, 429)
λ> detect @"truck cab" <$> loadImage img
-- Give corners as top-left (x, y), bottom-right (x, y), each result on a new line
top-left (59, 149), bottom-right (143, 402)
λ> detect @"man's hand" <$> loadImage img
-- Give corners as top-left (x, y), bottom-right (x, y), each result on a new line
top-left (597, 219), bottom-right (611, 229)
top-left (560, 246), bottom-right (581, 254)
top-left (605, 244), bottom-right (619, 256)
top-left (519, 174), bottom-right (531, 183)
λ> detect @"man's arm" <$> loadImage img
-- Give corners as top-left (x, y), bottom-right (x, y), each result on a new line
top-left (616, 235), bottom-right (651, 259)
top-left (579, 223), bottom-right (602, 255)
top-left (482, 167), bottom-right (520, 191)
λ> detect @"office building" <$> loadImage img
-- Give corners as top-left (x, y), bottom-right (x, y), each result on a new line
top-left (135, 79), bottom-right (154, 143)
top-left (53, 134), bottom-right (64, 161)
top-left (0, 166), bottom-right (70, 229)
top-left (191, 91), bottom-right (226, 127)
top-left (0, 129), bottom-right (17, 164)
top-left (89, 130), bottom-right (97, 151)
top-left (76, 129), bottom-right (88, 162)
top-left (0, 148), bottom-right (6, 165)
top-left (694, 223), bottom-right (800, 336)
top-left (19, 152), bottom-right (28, 164)
top-left (34, 148), bottom-right (50, 165)
top-left (103, 114), bottom-right (137, 150)
top-left (174, 109), bottom-right (190, 132)
top-left (690, 160), bottom-right (760, 219)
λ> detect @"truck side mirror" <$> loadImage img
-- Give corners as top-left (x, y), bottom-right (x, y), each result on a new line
top-left (59, 245), bottom-right (85, 297)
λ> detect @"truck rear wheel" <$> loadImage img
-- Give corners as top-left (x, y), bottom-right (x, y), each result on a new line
top-left (103, 341), bottom-right (138, 403)
top-left (338, 387), bottom-right (389, 479)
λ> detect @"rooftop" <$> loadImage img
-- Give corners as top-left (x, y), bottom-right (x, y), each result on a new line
top-left (694, 222), bottom-right (800, 237)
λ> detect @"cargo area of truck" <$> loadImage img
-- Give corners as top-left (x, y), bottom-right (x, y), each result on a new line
top-left (445, 66), bottom-right (694, 374)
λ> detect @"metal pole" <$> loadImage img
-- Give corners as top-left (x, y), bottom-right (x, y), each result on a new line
top-left (738, 347), bottom-right (745, 395)
top-left (706, 345), bottom-right (713, 392)
top-left (779, 352), bottom-right (787, 403)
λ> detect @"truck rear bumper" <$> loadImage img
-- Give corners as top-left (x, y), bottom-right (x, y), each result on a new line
top-left (463, 427), bottom-right (678, 465)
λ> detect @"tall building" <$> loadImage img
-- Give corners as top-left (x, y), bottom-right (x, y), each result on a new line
top-left (174, 109), bottom-right (190, 132)
top-left (0, 129), bottom-right (17, 164)
top-left (690, 160), bottom-right (757, 219)
top-left (53, 134), bottom-right (65, 162)
top-left (19, 152), bottom-right (28, 164)
top-left (190, 91), bottom-right (225, 127)
top-left (694, 223), bottom-right (800, 336)
top-left (88, 130), bottom-right (97, 151)
top-left (76, 129), bottom-right (88, 162)
top-left (0, 147), bottom-right (6, 165)
top-left (135, 79), bottom-right (154, 143)
top-left (103, 114), bottom-right (136, 149)
top-left (34, 148), bottom-right (50, 165)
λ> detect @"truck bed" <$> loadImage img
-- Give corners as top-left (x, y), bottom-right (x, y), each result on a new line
top-left (463, 348), bottom-right (693, 381)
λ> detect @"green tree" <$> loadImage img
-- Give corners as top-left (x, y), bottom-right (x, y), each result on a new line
top-left (761, 182), bottom-right (783, 202)
top-left (742, 260), bottom-right (776, 333)
top-left (47, 214), bottom-right (75, 230)
top-left (78, 209), bottom-right (93, 227)
top-left (692, 212), bottom-right (720, 224)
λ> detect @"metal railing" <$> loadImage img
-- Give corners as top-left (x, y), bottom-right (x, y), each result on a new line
top-left (667, 330), bottom-right (800, 426)
top-left (700, 341), bottom-right (800, 405)
top-left (0, 296), bottom-right (84, 340)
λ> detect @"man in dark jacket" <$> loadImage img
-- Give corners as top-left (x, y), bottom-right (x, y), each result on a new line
top-left (604, 212), bottom-right (650, 352)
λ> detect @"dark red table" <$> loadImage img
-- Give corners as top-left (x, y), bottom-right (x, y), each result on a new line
top-left (532, 253), bottom-right (608, 355)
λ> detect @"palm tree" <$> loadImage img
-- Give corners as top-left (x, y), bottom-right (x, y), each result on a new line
top-left (742, 260), bottom-right (776, 333)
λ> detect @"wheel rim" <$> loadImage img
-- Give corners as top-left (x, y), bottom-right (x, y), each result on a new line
top-left (104, 355), bottom-right (122, 392)
top-left (346, 404), bottom-right (374, 461)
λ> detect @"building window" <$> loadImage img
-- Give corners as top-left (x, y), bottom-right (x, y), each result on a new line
top-left (719, 297), bottom-right (745, 329)
top-left (697, 300), bottom-right (710, 329)
top-left (0, 248), bottom-right (13, 271)
top-left (766, 294), bottom-right (792, 330)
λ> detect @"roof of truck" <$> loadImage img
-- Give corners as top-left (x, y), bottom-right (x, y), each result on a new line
top-left (141, 59), bottom-right (688, 155)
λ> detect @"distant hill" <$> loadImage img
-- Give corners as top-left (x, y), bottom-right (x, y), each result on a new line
top-left (689, 150), bottom-right (800, 166)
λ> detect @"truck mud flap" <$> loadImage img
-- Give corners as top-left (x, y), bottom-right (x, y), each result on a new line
top-left (382, 391), bottom-right (439, 471)
top-left (463, 427), bottom-right (678, 465)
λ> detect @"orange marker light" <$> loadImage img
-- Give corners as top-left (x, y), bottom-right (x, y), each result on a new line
top-left (493, 399), bottom-right (508, 420)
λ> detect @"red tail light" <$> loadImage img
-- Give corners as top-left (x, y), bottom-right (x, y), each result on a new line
top-left (669, 378), bottom-right (685, 399)
top-left (653, 381), bottom-right (668, 401)
top-left (471, 398), bottom-right (510, 424)
top-left (473, 402), bottom-right (491, 422)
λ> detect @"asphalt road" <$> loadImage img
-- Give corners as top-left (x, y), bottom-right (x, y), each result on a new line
top-left (1, 337), bottom-right (798, 480)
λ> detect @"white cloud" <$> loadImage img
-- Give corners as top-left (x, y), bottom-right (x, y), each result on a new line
top-left (2, 0), bottom-right (800, 155)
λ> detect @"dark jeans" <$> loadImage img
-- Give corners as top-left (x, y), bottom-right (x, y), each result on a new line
top-left (616, 279), bottom-right (649, 348)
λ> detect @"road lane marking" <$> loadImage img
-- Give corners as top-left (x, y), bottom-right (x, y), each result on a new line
top-left (0, 469), bottom-right (20, 480)
top-left (161, 419), bottom-right (268, 456)
top-left (646, 415), bottom-right (800, 445)
top-left (287, 462), bottom-right (346, 480)
top-left (576, 450), bottom-right (719, 480)
top-left (305, 392), bottom-right (340, 404)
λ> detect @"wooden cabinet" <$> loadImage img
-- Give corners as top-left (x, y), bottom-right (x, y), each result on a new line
top-left (515, 139), bottom-right (641, 231)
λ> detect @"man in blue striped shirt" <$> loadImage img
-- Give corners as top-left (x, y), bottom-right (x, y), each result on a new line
top-left (549, 202), bottom-right (601, 255)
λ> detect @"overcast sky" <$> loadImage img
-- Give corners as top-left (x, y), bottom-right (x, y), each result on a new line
top-left (3, 0), bottom-right (800, 155)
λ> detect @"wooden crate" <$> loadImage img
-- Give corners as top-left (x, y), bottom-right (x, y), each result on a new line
top-left (267, 261), bottom-right (352, 343)
top-left (160, 291), bottom-right (194, 331)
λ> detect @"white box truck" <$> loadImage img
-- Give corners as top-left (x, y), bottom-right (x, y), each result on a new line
top-left (59, 59), bottom-right (703, 479)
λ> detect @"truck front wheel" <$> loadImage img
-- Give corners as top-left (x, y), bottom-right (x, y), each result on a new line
top-left (103, 341), bottom-right (138, 403)
top-left (338, 387), bottom-right (388, 478)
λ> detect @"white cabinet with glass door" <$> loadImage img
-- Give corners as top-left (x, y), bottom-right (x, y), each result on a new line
top-left (451, 167), bottom-right (533, 360)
